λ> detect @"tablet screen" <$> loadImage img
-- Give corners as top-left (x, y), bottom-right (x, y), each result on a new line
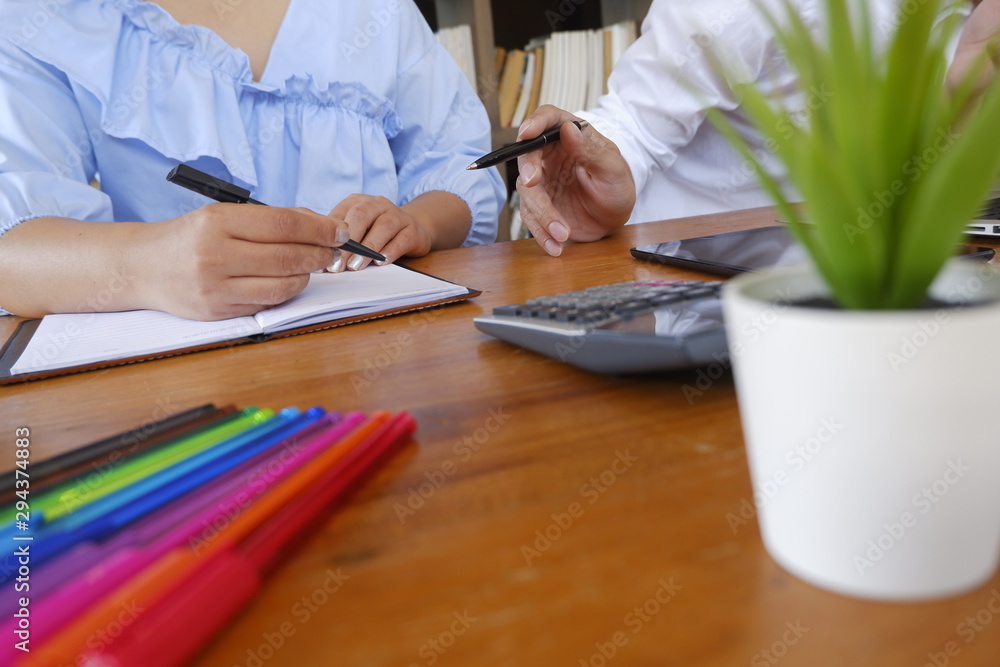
top-left (630, 226), bottom-right (808, 276)
top-left (631, 226), bottom-right (994, 277)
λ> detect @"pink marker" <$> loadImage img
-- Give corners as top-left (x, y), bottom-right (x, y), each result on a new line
top-left (1, 412), bottom-right (366, 659)
top-left (21, 412), bottom-right (338, 607)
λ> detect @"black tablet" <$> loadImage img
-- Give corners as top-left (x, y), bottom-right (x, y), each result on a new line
top-left (630, 226), bottom-right (995, 277)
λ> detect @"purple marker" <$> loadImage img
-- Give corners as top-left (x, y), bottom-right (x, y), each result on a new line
top-left (0, 411), bottom-right (367, 656)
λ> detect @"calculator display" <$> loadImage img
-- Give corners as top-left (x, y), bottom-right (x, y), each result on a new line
top-left (599, 297), bottom-right (724, 337)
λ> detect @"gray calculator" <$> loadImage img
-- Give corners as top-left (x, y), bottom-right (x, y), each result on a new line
top-left (473, 279), bottom-right (728, 374)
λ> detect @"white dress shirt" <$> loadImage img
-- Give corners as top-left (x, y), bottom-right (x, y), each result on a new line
top-left (578, 0), bottom-right (962, 225)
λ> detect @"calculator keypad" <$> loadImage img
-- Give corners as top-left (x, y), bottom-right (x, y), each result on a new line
top-left (492, 280), bottom-right (723, 330)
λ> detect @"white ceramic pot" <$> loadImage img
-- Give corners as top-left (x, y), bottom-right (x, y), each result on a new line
top-left (722, 259), bottom-right (1000, 600)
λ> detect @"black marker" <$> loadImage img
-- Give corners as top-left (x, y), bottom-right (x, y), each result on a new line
top-left (466, 120), bottom-right (589, 170)
top-left (166, 164), bottom-right (386, 262)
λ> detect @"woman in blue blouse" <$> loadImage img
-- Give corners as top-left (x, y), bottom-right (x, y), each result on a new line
top-left (0, 0), bottom-right (504, 320)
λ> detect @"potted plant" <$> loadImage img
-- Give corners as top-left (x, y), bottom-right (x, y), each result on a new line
top-left (711, 0), bottom-right (1000, 600)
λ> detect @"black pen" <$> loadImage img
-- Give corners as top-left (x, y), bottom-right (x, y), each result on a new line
top-left (466, 119), bottom-right (589, 170)
top-left (166, 164), bottom-right (386, 262)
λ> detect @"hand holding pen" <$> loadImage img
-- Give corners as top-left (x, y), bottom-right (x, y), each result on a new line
top-left (135, 166), bottom-right (358, 321)
top-left (503, 105), bottom-right (637, 257)
top-left (466, 119), bottom-right (590, 170)
top-left (168, 166), bottom-right (449, 274)
top-left (167, 165), bottom-right (385, 263)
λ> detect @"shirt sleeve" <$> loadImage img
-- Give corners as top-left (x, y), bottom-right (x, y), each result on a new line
top-left (0, 39), bottom-right (115, 315)
top-left (387, 4), bottom-right (505, 246)
top-left (0, 39), bottom-right (114, 236)
top-left (577, 0), bottom-right (793, 197)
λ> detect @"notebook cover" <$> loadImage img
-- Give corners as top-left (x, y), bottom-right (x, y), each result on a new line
top-left (0, 268), bottom-right (479, 385)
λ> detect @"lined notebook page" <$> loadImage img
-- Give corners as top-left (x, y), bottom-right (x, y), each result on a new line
top-left (9, 264), bottom-right (467, 376)
top-left (255, 264), bottom-right (467, 331)
top-left (10, 311), bottom-right (260, 375)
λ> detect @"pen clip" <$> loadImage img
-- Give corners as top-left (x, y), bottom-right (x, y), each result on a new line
top-left (166, 164), bottom-right (253, 204)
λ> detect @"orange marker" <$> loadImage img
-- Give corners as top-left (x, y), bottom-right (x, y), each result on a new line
top-left (77, 412), bottom-right (417, 667)
top-left (23, 412), bottom-right (395, 667)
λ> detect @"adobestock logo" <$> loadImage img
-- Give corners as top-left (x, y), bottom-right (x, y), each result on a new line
top-left (521, 449), bottom-right (638, 566)
top-left (393, 407), bottom-right (511, 523)
top-left (853, 459), bottom-right (971, 575)
top-left (340, 0), bottom-right (403, 61)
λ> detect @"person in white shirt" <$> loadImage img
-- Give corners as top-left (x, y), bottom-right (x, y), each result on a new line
top-left (516, 0), bottom-right (999, 257)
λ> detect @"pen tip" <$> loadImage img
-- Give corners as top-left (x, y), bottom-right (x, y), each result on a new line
top-left (466, 162), bottom-right (477, 170)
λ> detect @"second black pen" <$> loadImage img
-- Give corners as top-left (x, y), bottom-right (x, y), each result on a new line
top-left (466, 119), bottom-right (590, 170)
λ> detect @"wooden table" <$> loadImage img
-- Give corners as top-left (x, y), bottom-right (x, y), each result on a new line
top-left (3, 207), bottom-right (1000, 666)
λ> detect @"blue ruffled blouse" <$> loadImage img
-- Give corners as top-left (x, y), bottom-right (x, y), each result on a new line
top-left (0, 0), bottom-right (503, 249)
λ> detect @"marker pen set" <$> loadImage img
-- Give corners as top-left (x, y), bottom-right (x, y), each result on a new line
top-left (1, 403), bottom-right (415, 667)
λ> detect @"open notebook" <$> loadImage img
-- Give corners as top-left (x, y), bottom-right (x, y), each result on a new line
top-left (0, 264), bottom-right (476, 383)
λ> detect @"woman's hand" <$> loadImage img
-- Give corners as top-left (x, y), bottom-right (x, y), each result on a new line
top-left (0, 204), bottom-right (349, 320)
top-left (142, 203), bottom-right (350, 320)
top-left (326, 191), bottom-right (471, 271)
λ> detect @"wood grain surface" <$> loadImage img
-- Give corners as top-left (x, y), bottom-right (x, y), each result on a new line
top-left (3, 207), bottom-right (999, 667)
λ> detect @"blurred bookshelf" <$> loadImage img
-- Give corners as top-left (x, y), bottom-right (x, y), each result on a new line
top-left (422, 0), bottom-right (653, 240)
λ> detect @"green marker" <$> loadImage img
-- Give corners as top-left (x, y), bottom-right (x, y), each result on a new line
top-left (1, 407), bottom-right (273, 526)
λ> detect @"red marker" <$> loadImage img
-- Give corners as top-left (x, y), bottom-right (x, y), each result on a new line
top-left (65, 412), bottom-right (416, 667)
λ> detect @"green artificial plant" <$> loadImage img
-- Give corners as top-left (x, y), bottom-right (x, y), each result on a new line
top-left (710, 0), bottom-right (1000, 309)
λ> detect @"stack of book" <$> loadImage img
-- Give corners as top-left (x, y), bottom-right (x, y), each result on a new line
top-left (496, 20), bottom-right (639, 128)
top-left (435, 24), bottom-right (478, 90)
top-left (434, 21), bottom-right (639, 128)
top-left (1, 403), bottom-right (415, 666)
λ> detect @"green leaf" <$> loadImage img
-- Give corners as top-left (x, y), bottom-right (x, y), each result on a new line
top-left (708, 0), bottom-right (1000, 309)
